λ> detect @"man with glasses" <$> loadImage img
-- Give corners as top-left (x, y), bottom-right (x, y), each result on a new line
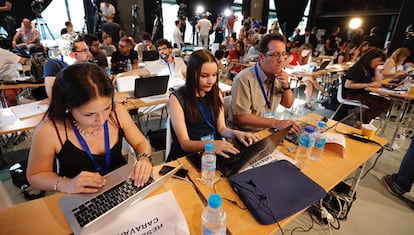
top-left (110, 36), bottom-right (138, 74)
top-left (231, 33), bottom-right (300, 132)
top-left (84, 33), bottom-right (108, 70)
top-left (145, 38), bottom-right (186, 80)
top-left (43, 34), bottom-right (92, 100)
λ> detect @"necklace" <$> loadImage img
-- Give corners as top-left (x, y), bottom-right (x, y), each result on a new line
top-left (72, 120), bottom-right (102, 137)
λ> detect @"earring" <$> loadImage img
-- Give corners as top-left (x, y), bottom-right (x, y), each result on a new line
top-left (65, 109), bottom-right (69, 114)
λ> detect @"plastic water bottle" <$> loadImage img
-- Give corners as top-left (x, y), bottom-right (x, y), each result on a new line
top-left (127, 59), bottom-right (132, 71)
top-left (295, 126), bottom-right (315, 169)
top-left (201, 142), bottom-right (216, 185)
top-left (311, 121), bottom-right (327, 161)
top-left (202, 193), bottom-right (227, 235)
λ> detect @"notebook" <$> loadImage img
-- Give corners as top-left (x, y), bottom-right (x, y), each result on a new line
top-left (59, 161), bottom-right (182, 235)
top-left (228, 160), bottom-right (326, 224)
top-left (134, 75), bottom-right (169, 98)
top-left (142, 51), bottom-right (159, 61)
top-left (10, 101), bottom-right (49, 119)
top-left (186, 126), bottom-right (291, 177)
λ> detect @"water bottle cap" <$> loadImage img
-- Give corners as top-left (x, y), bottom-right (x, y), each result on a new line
top-left (208, 193), bottom-right (222, 208)
top-left (304, 125), bottom-right (315, 133)
top-left (317, 121), bottom-right (326, 128)
top-left (205, 142), bottom-right (214, 151)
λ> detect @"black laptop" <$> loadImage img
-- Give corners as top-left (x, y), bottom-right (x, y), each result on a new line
top-left (133, 75), bottom-right (169, 98)
top-left (317, 60), bottom-right (330, 71)
top-left (186, 126), bottom-right (291, 177)
top-left (142, 51), bottom-right (159, 61)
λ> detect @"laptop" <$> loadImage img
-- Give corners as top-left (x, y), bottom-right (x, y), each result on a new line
top-left (186, 126), bottom-right (291, 177)
top-left (59, 161), bottom-right (182, 235)
top-left (142, 51), bottom-right (159, 61)
top-left (316, 60), bottom-right (330, 71)
top-left (134, 75), bottom-right (169, 98)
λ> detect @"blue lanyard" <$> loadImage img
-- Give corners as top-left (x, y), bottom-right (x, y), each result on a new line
top-left (167, 60), bottom-right (175, 77)
top-left (197, 100), bottom-right (216, 135)
top-left (72, 121), bottom-right (110, 175)
top-left (254, 64), bottom-right (274, 110)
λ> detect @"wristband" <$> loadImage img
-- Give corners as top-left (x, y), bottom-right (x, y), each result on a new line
top-left (137, 152), bottom-right (152, 162)
top-left (281, 86), bottom-right (291, 91)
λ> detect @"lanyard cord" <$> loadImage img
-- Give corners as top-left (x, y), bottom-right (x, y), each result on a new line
top-left (254, 64), bottom-right (274, 110)
top-left (72, 121), bottom-right (110, 175)
top-left (197, 100), bottom-right (217, 135)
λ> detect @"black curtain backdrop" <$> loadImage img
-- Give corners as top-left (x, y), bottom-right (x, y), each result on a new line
top-left (275, 0), bottom-right (308, 37)
top-left (261, 0), bottom-right (269, 32)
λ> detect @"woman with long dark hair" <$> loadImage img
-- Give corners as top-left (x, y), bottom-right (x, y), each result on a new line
top-left (343, 47), bottom-right (391, 125)
top-left (27, 63), bottom-right (152, 193)
top-left (167, 49), bottom-right (258, 161)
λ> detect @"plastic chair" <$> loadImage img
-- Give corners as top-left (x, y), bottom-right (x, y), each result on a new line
top-left (330, 77), bottom-right (369, 125)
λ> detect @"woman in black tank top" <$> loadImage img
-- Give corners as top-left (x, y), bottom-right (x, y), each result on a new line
top-left (26, 63), bottom-right (152, 194)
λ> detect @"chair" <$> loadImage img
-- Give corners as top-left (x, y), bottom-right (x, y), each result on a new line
top-left (165, 115), bottom-right (173, 162)
top-left (223, 95), bottom-right (233, 127)
top-left (330, 77), bottom-right (369, 125)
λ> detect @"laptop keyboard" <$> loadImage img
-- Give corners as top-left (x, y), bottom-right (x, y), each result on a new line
top-left (72, 177), bottom-right (154, 227)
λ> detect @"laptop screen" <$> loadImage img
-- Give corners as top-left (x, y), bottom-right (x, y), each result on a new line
top-left (134, 75), bottom-right (169, 98)
top-left (142, 51), bottom-right (159, 61)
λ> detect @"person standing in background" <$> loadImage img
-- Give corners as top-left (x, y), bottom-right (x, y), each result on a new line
top-left (102, 16), bottom-right (122, 46)
top-left (99, 0), bottom-right (115, 23)
top-left (213, 16), bottom-right (225, 44)
top-left (0, 0), bottom-right (15, 39)
top-left (196, 14), bottom-right (212, 49)
top-left (173, 20), bottom-right (184, 50)
top-left (324, 26), bottom-right (341, 56)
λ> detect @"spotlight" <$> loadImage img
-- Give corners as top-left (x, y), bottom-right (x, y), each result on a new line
top-left (196, 5), bottom-right (204, 15)
top-left (349, 18), bottom-right (362, 30)
top-left (223, 9), bottom-right (231, 17)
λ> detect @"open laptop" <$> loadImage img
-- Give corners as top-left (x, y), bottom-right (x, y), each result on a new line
top-left (59, 161), bottom-right (182, 235)
top-left (142, 51), bottom-right (159, 61)
top-left (186, 126), bottom-right (291, 177)
top-left (134, 75), bottom-right (169, 98)
top-left (316, 60), bottom-right (330, 71)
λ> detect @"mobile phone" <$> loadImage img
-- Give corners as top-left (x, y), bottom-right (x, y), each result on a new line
top-left (158, 165), bottom-right (188, 178)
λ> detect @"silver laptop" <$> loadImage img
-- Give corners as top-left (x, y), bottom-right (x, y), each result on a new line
top-left (59, 160), bottom-right (181, 235)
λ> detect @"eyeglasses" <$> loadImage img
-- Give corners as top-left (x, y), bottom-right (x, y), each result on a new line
top-left (74, 48), bottom-right (89, 53)
top-left (265, 52), bottom-right (287, 60)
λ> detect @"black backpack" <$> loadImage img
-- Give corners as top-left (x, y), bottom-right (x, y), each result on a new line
top-left (30, 49), bottom-right (49, 83)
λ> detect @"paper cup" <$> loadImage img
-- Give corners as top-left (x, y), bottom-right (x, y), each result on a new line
top-left (361, 124), bottom-right (377, 139)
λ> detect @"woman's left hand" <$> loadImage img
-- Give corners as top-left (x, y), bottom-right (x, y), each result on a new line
top-left (130, 157), bottom-right (153, 187)
top-left (234, 130), bottom-right (261, 147)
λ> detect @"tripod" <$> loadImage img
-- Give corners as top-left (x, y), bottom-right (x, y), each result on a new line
top-left (34, 17), bottom-right (55, 41)
top-left (131, 4), bottom-right (142, 42)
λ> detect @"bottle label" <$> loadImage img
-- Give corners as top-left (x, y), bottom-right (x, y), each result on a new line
top-left (299, 136), bottom-right (313, 147)
top-left (202, 224), bottom-right (226, 235)
top-left (314, 138), bottom-right (326, 148)
top-left (202, 154), bottom-right (216, 171)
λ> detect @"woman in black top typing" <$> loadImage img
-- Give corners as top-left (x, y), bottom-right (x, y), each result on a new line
top-left (343, 47), bottom-right (391, 125)
top-left (168, 50), bottom-right (259, 161)
top-left (27, 63), bottom-right (152, 193)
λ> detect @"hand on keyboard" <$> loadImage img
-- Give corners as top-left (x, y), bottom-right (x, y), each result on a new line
top-left (66, 171), bottom-right (107, 194)
top-left (130, 158), bottom-right (153, 187)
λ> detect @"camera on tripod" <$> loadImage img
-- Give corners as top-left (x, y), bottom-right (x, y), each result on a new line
top-left (31, 0), bottom-right (45, 18)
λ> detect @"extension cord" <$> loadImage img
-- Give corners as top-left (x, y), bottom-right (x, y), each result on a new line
top-left (346, 133), bottom-right (379, 144)
top-left (321, 206), bottom-right (335, 224)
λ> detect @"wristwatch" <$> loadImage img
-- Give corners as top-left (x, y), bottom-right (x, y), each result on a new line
top-left (281, 86), bottom-right (291, 91)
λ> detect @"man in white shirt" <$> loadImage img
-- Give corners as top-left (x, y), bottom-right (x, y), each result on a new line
top-left (173, 20), bottom-right (184, 50)
top-left (99, 0), bottom-right (115, 22)
top-left (0, 47), bottom-right (26, 82)
top-left (196, 14), bottom-right (212, 49)
top-left (145, 38), bottom-right (186, 81)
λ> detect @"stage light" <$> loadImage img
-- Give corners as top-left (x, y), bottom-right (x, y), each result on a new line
top-left (224, 9), bottom-right (231, 17)
top-left (349, 18), bottom-right (362, 30)
top-left (196, 5), bottom-right (204, 15)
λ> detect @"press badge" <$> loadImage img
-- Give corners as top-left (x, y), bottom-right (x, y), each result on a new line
top-left (263, 112), bottom-right (275, 119)
top-left (200, 134), bottom-right (214, 141)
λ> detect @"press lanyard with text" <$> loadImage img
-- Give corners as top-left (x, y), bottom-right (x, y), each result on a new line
top-left (197, 100), bottom-right (217, 136)
top-left (73, 121), bottom-right (111, 175)
top-left (254, 64), bottom-right (275, 111)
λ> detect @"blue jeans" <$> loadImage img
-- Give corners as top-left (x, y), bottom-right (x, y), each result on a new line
top-left (392, 138), bottom-right (414, 194)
